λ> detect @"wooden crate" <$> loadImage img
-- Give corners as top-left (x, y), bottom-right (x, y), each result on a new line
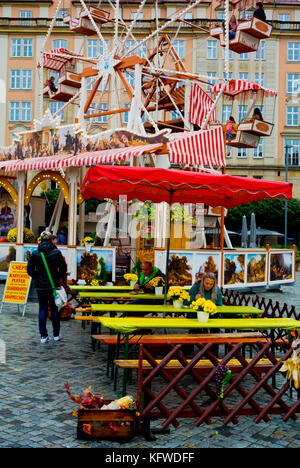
top-left (77, 403), bottom-right (137, 441)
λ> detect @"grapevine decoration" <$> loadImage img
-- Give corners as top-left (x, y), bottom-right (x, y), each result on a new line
top-left (215, 365), bottom-right (232, 399)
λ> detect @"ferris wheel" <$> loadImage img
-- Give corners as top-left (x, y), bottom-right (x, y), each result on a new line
top-left (39, 0), bottom-right (216, 138)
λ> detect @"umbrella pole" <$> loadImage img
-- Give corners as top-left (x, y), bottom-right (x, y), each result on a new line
top-left (164, 190), bottom-right (174, 306)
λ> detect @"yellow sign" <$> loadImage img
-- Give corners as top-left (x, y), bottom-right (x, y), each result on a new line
top-left (2, 262), bottom-right (31, 305)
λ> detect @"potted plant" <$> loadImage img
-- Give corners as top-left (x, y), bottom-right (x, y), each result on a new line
top-left (80, 236), bottom-right (94, 253)
top-left (167, 286), bottom-right (190, 309)
top-left (148, 276), bottom-right (165, 295)
top-left (124, 273), bottom-right (138, 288)
top-left (191, 297), bottom-right (217, 322)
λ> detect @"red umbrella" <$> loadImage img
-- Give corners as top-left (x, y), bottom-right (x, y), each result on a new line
top-left (81, 165), bottom-right (292, 303)
top-left (81, 165), bottom-right (292, 208)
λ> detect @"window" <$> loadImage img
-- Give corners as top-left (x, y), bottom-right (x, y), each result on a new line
top-left (237, 148), bottom-right (247, 158)
top-left (207, 72), bottom-right (216, 91)
top-left (287, 74), bottom-right (299, 94)
top-left (278, 13), bottom-right (290, 29)
top-left (182, 11), bottom-right (193, 27)
top-left (131, 11), bottom-right (143, 27)
top-left (239, 72), bottom-right (248, 81)
top-left (57, 9), bottom-right (69, 19)
top-left (10, 70), bottom-right (32, 90)
top-left (173, 40), bottom-right (185, 59)
top-left (253, 139), bottom-right (263, 158)
top-left (86, 104), bottom-right (108, 123)
top-left (10, 70), bottom-right (21, 89)
top-left (255, 42), bottom-right (265, 60)
top-left (222, 105), bottom-right (232, 123)
top-left (87, 40), bottom-right (97, 58)
top-left (238, 105), bottom-right (248, 122)
top-left (11, 39), bottom-right (22, 57)
top-left (222, 48), bottom-right (233, 60)
top-left (49, 101), bottom-right (65, 120)
top-left (254, 73), bottom-right (264, 87)
top-left (285, 139), bottom-right (299, 166)
top-left (9, 102), bottom-right (32, 122)
top-left (239, 53), bottom-right (249, 60)
top-left (19, 10), bottom-right (32, 25)
top-left (217, 12), bottom-right (225, 20)
top-left (23, 39), bottom-right (33, 57)
top-left (123, 103), bottom-right (130, 124)
top-left (286, 106), bottom-right (299, 126)
top-left (207, 40), bottom-right (217, 59)
top-left (287, 42), bottom-right (300, 62)
top-left (52, 39), bottom-right (67, 50)
top-left (125, 40), bottom-right (147, 58)
top-left (23, 70), bottom-right (33, 89)
top-left (223, 72), bottom-right (232, 80)
top-left (124, 71), bottom-right (135, 89)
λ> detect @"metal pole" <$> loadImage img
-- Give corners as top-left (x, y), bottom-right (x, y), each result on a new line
top-left (284, 145), bottom-right (290, 248)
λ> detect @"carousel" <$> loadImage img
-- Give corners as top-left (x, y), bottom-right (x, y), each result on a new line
top-left (0, 0), bottom-right (295, 290)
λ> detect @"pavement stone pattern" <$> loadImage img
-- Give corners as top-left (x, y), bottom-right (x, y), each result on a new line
top-left (0, 276), bottom-right (300, 448)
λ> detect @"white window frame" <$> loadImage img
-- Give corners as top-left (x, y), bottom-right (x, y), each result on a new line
top-left (237, 148), bottom-right (247, 158)
top-left (11, 39), bottom-right (22, 57)
top-left (52, 39), bottom-right (67, 50)
top-left (10, 70), bottom-right (21, 89)
top-left (285, 139), bottom-right (299, 166)
top-left (173, 40), bottom-right (185, 60)
top-left (286, 106), bottom-right (299, 126)
top-left (255, 42), bottom-right (265, 60)
top-left (287, 42), bottom-right (300, 62)
top-left (23, 39), bottom-right (33, 57)
top-left (278, 13), bottom-right (291, 30)
top-left (238, 105), bottom-right (248, 122)
top-left (207, 40), bottom-right (217, 60)
top-left (222, 105), bottom-right (232, 123)
top-left (287, 73), bottom-right (299, 94)
top-left (253, 139), bottom-right (263, 158)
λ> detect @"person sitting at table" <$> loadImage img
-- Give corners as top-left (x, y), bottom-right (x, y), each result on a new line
top-left (189, 272), bottom-right (223, 306)
top-left (133, 261), bottom-right (165, 294)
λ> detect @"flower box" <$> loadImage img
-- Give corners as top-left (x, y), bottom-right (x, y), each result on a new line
top-left (77, 401), bottom-right (137, 441)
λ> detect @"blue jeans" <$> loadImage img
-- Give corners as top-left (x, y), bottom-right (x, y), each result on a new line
top-left (37, 290), bottom-right (60, 338)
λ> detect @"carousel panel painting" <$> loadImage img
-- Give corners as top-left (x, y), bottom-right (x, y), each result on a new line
top-left (167, 252), bottom-right (193, 286)
top-left (246, 253), bottom-right (267, 285)
top-left (223, 253), bottom-right (246, 287)
top-left (0, 201), bottom-right (16, 238)
top-left (0, 245), bottom-right (16, 272)
top-left (194, 253), bottom-right (221, 286)
top-left (77, 248), bottom-right (115, 284)
top-left (270, 252), bottom-right (294, 283)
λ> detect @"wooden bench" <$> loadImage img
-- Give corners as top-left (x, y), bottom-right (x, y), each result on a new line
top-left (91, 331), bottom-right (266, 346)
top-left (115, 357), bottom-right (276, 374)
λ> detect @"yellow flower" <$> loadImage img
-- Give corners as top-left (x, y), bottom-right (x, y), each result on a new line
top-left (124, 273), bottom-right (138, 283)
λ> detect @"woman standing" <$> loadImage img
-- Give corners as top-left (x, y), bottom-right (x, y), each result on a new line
top-left (27, 231), bottom-right (67, 343)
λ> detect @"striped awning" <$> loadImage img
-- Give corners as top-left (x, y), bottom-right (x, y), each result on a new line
top-left (0, 143), bottom-right (163, 173)
top-left (189, 83), bottom-right (216, 128)
top-left (38, 48), bottom-right (83, 71)
top-left (210, 80), bottom-right (278, 97)
top-left (167, 126), bottom-right (226, 168)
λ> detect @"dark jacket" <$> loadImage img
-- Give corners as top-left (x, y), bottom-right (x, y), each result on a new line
top-left (27, 240), bottom-right (67, 290)
top-left (136, 267), bottom-right (166, 293)
top-left (253, 8), bottom-right (266, 21)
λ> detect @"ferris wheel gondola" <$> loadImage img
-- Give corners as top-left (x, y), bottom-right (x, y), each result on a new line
top-left (210, 79), bottom-right (278, 148)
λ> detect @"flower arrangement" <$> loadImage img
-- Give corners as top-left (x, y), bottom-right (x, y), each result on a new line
top-left (191, 297), bottom-right (217, 316)
top-left (7, 227), bottom-right (35, 243)
top-left (124, 273), bottom-right (138, 283)
top-left (148, 276), bottom-right (165, 288)
top-left (167, 286), bottom-right (190, 303)
top-left (80, 236), bottom-right (94, 246)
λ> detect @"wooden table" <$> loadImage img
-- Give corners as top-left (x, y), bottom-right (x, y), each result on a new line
top-left (93, 315), bottom-right (300, 396)
top-left (88, 304), bottom-right (264, 316)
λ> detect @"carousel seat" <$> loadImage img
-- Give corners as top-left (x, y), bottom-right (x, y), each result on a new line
top-left (210, 17), bottom-right (272, 54)
top-left (227, 130), bottom-right (260, 148)
top-left (237, 117), bottom-right (274, 137)
top-left (58, 71), bottom-right (82, 89)
top-left (63, 6), bottom-right (110, 36)
top-left (45, 83), bottom-right (78, 102)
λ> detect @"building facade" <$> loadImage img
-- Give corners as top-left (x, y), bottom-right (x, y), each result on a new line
top-left (0, 0), bottom-right (299, 196)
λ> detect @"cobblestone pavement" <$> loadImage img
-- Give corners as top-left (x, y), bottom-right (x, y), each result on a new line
top-left (0, 277), bottom-right (300, 449)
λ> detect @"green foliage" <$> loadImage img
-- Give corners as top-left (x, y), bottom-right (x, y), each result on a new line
top-left (41, 188), bottom-right (68, 225)
top-left (94, 257), bottom-right (107, 283)
top-left (132, 258), bottom-right (142, 276)
top-left (226, 198), bottom-right (300, 247)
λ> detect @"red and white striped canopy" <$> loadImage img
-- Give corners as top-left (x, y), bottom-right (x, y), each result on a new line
top-left (210, 80), bottom-right (278, 98)
top-left (38, 48), bottom-right (83, 71)
top-left (167, 126), bottom-right (226, 168)
top-left (0, 143), bottom-right (163, 173)
top-left (189, 83), bottom-right (216, 128)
